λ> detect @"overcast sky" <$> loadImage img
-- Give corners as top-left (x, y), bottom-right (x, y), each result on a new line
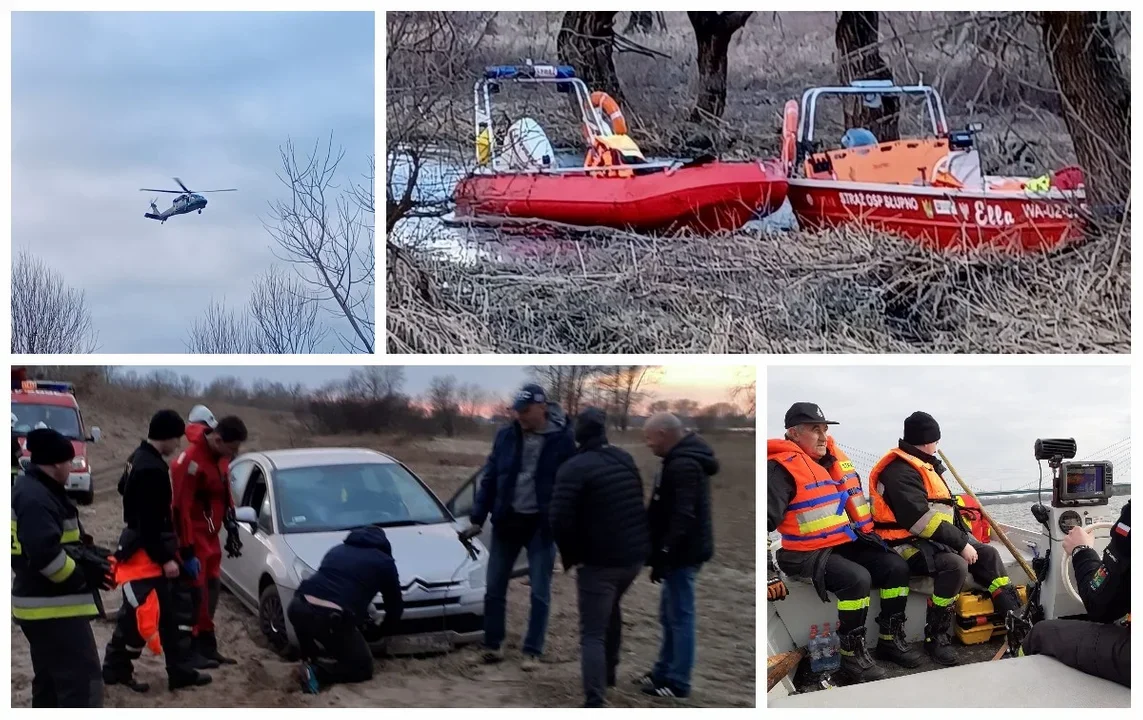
top-left (120, 364), bottom-right (752, 409)
top-left (768, 366), bottom-right (1130, 491)
top-left (12, 11), bottom-right (374, 352)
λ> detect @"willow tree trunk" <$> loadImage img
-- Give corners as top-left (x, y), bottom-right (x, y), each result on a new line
top-left (1041, 11), bottom-right (1130, 221)
top-left (687, 11), bottom-right (753, 123)
top-left (624, 11), bottom-right (654, 34)
top-left (835, 11), bottom-right (899, 142)
top-left (557, 11), bottom-right (622, 101)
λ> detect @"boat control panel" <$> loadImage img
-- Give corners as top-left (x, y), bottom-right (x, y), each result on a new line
top-left (1033, 437), bottom-right (1114, 534)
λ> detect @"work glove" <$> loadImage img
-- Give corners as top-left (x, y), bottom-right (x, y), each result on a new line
top-left (179, 548), bottom-right (201, 580)
top-left (649, 549), bottom-right (670, 584)
top-left (768, 573), bottom-right (788, 601)
top-left (458, 523), bottom-right (481, 541)
top-left (225, 527), bottom-right (243, 559)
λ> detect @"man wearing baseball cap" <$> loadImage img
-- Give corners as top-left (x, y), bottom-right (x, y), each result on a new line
top-left (866, 411), bottom-right (1019, 666)
top-left (460, 383), bottom-right (576, 670)
top-left (768, 403), bottom-right (921, 684)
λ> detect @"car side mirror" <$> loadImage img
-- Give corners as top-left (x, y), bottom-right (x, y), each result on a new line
top-left (89, 427), bottom-right (102, 443)
top-left (235, 505), bottom-right (258, 528)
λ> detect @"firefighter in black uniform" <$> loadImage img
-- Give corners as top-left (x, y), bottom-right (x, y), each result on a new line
top-left (11, 428), bottom-right (110, 707)
top-left (1021, 501), bottom-right (1131, 687)
top-left (102, 410), bottom-right (212, 692)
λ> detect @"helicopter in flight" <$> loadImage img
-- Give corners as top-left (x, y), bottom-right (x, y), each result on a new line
top-left (139, 177), bottom-right (237, 223)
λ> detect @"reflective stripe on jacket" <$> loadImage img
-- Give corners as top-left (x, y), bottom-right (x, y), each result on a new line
top-left (868, 448), bottom-right (956, 542)
top-left (11, 470), bottom-right (99, 621)
top-left (768, 437), bottom-right (871, 552)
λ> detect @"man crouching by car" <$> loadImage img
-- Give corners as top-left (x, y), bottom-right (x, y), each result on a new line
top-left (287, 526), bottom-right (404, 694)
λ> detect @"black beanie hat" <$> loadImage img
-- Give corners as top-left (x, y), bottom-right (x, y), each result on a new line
top-left (903, 411), bottom-right (941, 446)
top-left (27, 428), bottom-right (76, 466)
top-left (148, 409), bottom-right (186, 441)
top-left (575, 407), bottom-right (608, 446)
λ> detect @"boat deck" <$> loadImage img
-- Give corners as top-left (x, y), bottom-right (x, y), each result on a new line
top-left (769, 655), bottom-right (1130, 708)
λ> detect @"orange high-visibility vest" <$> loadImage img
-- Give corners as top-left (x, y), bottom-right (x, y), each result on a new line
top-left (868, 448), bottom-right (955, 543)
top-left (770, 437), bottom-right (872, 552)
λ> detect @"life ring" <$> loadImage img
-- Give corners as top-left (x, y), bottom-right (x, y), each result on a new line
top-left (780, 99), bottom-right (798, 174)
top-left (589, 91), bottom-right (628, 136)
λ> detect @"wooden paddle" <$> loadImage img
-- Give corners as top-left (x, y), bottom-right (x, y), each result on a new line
top-left (939, 450), bottom-right (1038, 661)
top-left (767, 647), bottom-right (807, 691)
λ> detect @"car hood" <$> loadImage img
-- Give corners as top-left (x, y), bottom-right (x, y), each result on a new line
top-left (283, 522), bottom-right (476, 586)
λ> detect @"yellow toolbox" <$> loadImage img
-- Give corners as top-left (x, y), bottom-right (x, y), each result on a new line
top-left (954, 585), bottom-right (1028, 645)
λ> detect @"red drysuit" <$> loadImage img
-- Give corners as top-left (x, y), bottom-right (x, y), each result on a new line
top-left (170, 423), bottom-right (233, 633)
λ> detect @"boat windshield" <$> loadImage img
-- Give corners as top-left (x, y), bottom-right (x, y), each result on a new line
top-left (801, 85), bottom-right (947, 148)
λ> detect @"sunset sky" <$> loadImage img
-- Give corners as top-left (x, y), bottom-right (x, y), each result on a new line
top-left (122, 365), bottom-right (755, 413)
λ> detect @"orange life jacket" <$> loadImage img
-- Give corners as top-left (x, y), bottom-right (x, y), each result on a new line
top-left (868, 448), bottom-right (956, 543)
top-left (956, 494), bottom-right (990, 544)
top-left (585, 143), bottom-right (633, 178)
top-left (111, 550), bottom-right (165, 656)
top-left (769, 436), bottom-right (873, 552)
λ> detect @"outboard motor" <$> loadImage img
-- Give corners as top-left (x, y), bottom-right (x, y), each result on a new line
top-left (500, 117), bottom-right (555, 171)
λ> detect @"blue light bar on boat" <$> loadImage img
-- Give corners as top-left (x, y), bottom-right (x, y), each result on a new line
top-left (23, 380), bottom-right (74, 394)
top-left (484, 64), bottom-right (576, 81)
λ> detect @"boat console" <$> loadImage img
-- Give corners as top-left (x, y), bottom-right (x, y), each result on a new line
top-left (1027, 438), bottom-right (1118, 621)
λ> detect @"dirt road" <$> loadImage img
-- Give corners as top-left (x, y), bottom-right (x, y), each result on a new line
top-left (11, 398), bottom-right (756, 707)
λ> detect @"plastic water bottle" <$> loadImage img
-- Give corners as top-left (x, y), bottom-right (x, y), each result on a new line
top-left (822, 622), bottom-right (841, 672)
top-left (808, 624), bottom-right (824, 673)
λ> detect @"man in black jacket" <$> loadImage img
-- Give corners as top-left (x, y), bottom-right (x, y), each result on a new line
top-left (287, 526), bottom-right (404, 693)
top-left (102, 410), bottom-right (210, 692)
top-left (639, 412), bottom-right (716, 700)
top-left (551, 407), bottom-right (651, 708)
top-left (1021, 501), bottom-right (1130, 687)
top-left (12, 428), bottom-right (106, 707)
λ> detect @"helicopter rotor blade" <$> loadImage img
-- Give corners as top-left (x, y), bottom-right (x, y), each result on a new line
top-left (173, 177), bottom-right (192, 193)
top-left (139, 188), bottom-right (184, 193)
top-left (196, 188), bottom-right (238, 193)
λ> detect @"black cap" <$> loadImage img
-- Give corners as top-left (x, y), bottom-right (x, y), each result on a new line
top-left (27, 428), bottom-right (76, 466)
top-left (784, 402), bottom-right (839, 429)
top-left (512, 383), bottom-right (547, 412)
top-left (148, 410), bottom-right (186, 441)
top-left (903, 411), bottom-right (941, 446)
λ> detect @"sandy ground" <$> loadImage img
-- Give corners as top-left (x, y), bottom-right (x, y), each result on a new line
top-left (11, 397), bottom-right (756, 707)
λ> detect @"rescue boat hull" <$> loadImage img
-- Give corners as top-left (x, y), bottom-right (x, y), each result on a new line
top-left (454, 160), bottom-right (789, 234)
top-left (787, 179), bottom-right (1087, 253)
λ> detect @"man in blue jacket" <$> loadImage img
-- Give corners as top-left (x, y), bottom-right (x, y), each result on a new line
top-left (460, 383), bottom-right (576, 670)
top-left (286, 526), bottom-right (404, 694)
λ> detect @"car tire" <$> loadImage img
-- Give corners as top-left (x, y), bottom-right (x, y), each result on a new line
top-left (258, 583), bottom-right (293, 659)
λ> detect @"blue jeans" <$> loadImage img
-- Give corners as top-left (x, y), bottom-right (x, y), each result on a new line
top-left (483, 524), bottom-right (556, 657)
top-left (653, 565), bottom-right (700, 693)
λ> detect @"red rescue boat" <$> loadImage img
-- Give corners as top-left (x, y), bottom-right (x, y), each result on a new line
top-left (451, 62), bottom-right (787, 234)
top-left (781, 81), bottom-right (1087, 253)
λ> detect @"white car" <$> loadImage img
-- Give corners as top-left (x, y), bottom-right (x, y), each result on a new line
top-left (220, 448), bottom-right (489, 656)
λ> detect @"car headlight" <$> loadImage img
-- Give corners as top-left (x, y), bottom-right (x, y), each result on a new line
top-left (467, 563), bottom-right (486, 590)
top-left (293, 558), bottom-right (315, 583)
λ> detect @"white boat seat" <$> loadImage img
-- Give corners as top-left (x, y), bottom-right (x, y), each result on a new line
top-left (769, 655), bottom-right (1130, 708)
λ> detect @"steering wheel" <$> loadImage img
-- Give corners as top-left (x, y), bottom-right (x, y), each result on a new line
top-left (1060, 521), bottom-right (1114, 604)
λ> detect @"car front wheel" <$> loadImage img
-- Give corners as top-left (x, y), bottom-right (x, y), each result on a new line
top-left (258, 583), bottom-right (292, 658)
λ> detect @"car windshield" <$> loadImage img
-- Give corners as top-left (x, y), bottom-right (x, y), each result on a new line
top-left (274, 462), bottom-right (449, 533)
top-left (12, 403), bottom-right (82, 440)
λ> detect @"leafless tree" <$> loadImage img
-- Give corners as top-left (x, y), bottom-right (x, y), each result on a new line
top-left (11, 249), bottom-right (99, 354)
top-left (671, 398), bottom-right (700, 421)
top-left (264, 134), bottom-right (375, 353)
top-left (457, 382), bottom-right (487, 418)
top-left (346, 366), bottom-right (405, 400)
top-left (731, 378), bottom-right (757, 417)
top-left (596, 366), bottom-right (658, 431)
top-left (647, 399), bottom-right (672, 414)
top-left (427, 375), bottom-right (460, 437)
top-left (1039, 11), bottom-right (1130, 219)
top-left (558, 12), bottom-right (624, 101)
top-left (249, 266), bottom-right (327, 354)
top-left (687, 12), bottom-right (753, 123)
top-left (179, 375), bottom-right (201, 397)
top-left (185, 299), bottom-right (258, 354)
top-left (624, 11), bottom-right (667, 34)
top-left (836, 11), bottom-right (900, 141)
top-left (529, 366), bottom-right (605, 417)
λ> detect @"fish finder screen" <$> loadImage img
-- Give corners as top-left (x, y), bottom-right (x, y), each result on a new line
top-left (1064, 466), bottom-right (1104, 496)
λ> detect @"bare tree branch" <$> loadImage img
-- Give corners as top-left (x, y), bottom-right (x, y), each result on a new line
top-left (11, 249), bottom-right (99, 354)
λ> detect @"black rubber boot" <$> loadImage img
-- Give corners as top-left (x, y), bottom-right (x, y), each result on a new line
top-left (198, 630), bottom-right (237, 665)
top-left (186, 637), bottom-right (221, 670)
top-left (103, 667), bottom-right (150, 693)
top-left (992, 585), bottom-right (1022, 618)
top-left (924, 602), bottom-right (959, 666)
top-left (874, 613), bottom-right (925, 668)
top-left (168, 668), bottom-right (213, 691)
top-left (839, 628), bottom-right (888, 684)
